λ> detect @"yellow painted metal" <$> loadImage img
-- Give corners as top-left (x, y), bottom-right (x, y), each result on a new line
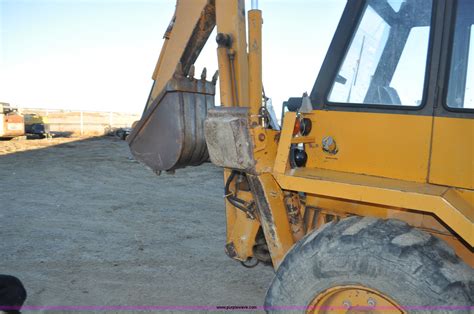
top-left (304, 195), bottom-right (473, 266)
top-left (215, 0), bottom-right (262, 262)
top-left (248, 173), bottom-right (295, 267)
top-left (152, 28), bottom-right (171, 81)
top-left (248, 9), bottom-right (263, 125)
top-left (306, 195), bottom-right (448, 234)
top-left (306, 195), bottom-right (394, 221)
top-left (274, 112), bottom-right (296, 174)
top-left (223, 169), bottom-right (260, 261)
top-left (215, 7), bottom-right (293, 261)
top-left (429, 117), bottom-right (474, 189)
top-left (227, 212), bottom-right (260, 260)
top-left (272, 111), bottom-right (473, 258)
top-left (143, 0), bottom-right (474, 271)
top-left (217, 46), bottom-right (234, 107)
top-left (148, 0), bottom-right (213, 107)
top-left (302, 199), bottom-right (473, 266)
top-left (251, 127), bottom-right (279, 174)
top-left (23, 113), bottom-right (48, 125)
top-left (291, 136), bottom-right (316, 144)
top-left (307, 285), bottom-right (405, 314)
top-left (305, 111), bottom-right (432, 183)
top-left (216, 0), bottom-right (249, 107)
top-left (275, 167), bottom-right (473, 246)
top-left (222, 127), bottom-right (283, 261)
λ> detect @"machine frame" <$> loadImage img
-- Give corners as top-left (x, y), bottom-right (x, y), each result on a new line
top-left (128, 0), bottom-right (473, 275)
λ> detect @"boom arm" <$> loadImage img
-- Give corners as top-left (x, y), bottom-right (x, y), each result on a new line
top-left (146, 0), bottom-right (216, 110)
top-left (128, 0), bottom-right (263, 173)
top-left (146, 0), bottom-right (261, 114)
top-left (128, 0), bottom-right (272, 265)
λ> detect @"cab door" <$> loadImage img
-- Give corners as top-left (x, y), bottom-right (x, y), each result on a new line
top-left (429, 0), bottom-right (474, 190)
top-left (308, 0), bottom-right (441, 183)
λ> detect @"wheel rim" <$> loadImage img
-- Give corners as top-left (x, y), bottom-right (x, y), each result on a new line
top-left (306, 285), bottom-right (405, 314)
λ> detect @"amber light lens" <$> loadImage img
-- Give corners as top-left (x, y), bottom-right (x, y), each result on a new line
top-left (293, 118), bottom-right (301, 136)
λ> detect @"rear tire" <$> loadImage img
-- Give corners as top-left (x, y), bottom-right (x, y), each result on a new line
top-left (265, 217), bottom-right (473, 313)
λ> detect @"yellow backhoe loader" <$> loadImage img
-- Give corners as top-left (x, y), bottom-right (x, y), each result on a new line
top-left (128, 0), bottom-right (473, 312)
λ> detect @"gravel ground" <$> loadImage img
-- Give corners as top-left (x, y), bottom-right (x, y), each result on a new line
top-left (0, 137), bottom-right (274, 312)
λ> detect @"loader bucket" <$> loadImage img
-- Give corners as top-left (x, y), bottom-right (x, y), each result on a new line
top-left (127, 74), bottom-right (215, 173)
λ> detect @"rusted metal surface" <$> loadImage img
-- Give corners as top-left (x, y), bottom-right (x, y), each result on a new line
top-left (204, 107), bottom-right (255, 172)
top-left (224, 242), bottom-right (237, 258)
top-left (247, 173), bottom-right (294, 268)
top-left (0, 103), bottom-right (25, 138)
top-left (148, 0), bottom-right (216, 110)
top-left (2, 115), bottom-right (25, 138)
top-left (180, 3), bottom-right (216, 77)
top-left (283, 191), bottom-right (305, 241)
top-left (128, 72), bottom-right (215, 173)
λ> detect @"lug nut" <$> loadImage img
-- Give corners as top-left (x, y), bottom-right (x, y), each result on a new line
top-left (367, 297), bottom-right (376, 307)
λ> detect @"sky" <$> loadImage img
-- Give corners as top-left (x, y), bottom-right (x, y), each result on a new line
top-left (0, 0), bottom-right (346, 115)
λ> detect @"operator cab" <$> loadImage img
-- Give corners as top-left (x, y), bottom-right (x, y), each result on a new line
top-left (311, 0), bottom-right (474, 111)
top-left (297, 0), bottom-right (474, 189)
top-left (328, 0), bottom-right (431, 107)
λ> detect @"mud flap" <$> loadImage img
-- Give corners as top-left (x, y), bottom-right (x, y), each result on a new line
top-left (127, 75), bottom-right (215, 173)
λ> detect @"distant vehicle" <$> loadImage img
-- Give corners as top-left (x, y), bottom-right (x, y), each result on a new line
top-left (115, 127), bottom-right (131, 140)
top-left (24, 113), bottom-right (51, 138)
top-left (0, 102), bottom-right (25, 139)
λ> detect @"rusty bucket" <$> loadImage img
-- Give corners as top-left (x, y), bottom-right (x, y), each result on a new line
top-left (127, 74), bottom-right (215, 173)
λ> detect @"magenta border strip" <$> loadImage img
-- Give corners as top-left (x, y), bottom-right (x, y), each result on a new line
top-left (1, 305), bottom-right (473, 311)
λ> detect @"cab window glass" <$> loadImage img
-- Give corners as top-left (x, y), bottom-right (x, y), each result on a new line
top-left (387, 0), bottom-right (404, 12)
top-left (328, 0), bottom-right (433, 107)
top-left (446, 0), bottom-right (474, 109)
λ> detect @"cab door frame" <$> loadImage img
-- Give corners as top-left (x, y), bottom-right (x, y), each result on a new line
top-left (429, 0), bottom-right (474, 189)
top-left (307, 0), bottom-right (446, 183)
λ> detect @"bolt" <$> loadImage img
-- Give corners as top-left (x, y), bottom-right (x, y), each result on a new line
top-left (367, 297), bottom-right (376, 307)
top-left (258, 133), bottom-right (265, 141)
top-left (343, 300), bottom-right (351, 309)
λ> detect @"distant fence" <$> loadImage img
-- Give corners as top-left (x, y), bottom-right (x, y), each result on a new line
top-left (19, 108), bottom-right (141, 136)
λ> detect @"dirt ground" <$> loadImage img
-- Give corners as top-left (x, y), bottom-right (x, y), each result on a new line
top-left (0, 137), bottom-right (274, 311)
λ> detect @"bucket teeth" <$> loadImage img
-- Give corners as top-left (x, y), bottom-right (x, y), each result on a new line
top-left (201, 67), bottom-right (207, 81)
top-left (212, 70), bottom-right (219, 85)
top-left (188, 64), bottom-right (195, 79)
top-left (174, 62), bottom-right (184, 77)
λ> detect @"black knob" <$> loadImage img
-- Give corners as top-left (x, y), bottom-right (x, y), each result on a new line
top-left (293, 149), bottom-right (307, 168)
